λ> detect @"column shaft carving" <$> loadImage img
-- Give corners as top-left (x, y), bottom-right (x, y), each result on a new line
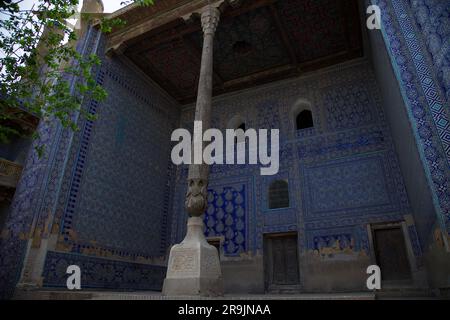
top-left (185, 6), bottom-right (220, 217)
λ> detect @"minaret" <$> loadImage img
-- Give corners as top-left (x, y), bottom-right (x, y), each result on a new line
top-left (77, 0), bottom-right (104, 39)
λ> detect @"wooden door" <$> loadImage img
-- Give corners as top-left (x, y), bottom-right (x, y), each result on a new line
top-left (373, 227), bottom-right (412, 281)
top-left (266, 234), bottom-right (300, 288)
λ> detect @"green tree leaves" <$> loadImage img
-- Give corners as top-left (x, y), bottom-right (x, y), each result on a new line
top-left (0, 0), bottom-right (148, 156)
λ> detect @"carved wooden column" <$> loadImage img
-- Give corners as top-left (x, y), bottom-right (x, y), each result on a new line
top-left (185, 5), bottom-right (220, 217)
top-left (163, 5), bottom-right (223, 297)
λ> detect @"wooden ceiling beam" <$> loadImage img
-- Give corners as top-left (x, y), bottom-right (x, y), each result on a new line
top-left (268, 4), bottom-right (298, 68)
top-left (221, 0), bottom-right (278, 19)
top-left (339, 0), bottom-right (353, 52)
top-left (125, 22), bottom-right (201, 56)
top-left (296, 50), bottom-right (360, 72)
top-left (221, 64), bottom-right (295, 89)
top-left (130, 53), bottom-right (185, 100)
top-left (115, 0), bottom-right (280, 55)
top-left (107, 0), bottom-right (211, 54)
top-left (180, 49), bottom-right (362, 104)
top-left (117, 0), bottom-right (364, 104)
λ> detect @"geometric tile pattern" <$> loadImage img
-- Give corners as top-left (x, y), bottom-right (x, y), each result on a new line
top-left (62, 62), bottom-right (171, 257)
top-left (303, 156), bottom-right (391, 217)
top-left (297, 127), bottom-right (385, 160)
top-left (372, 0), bottom-right (450, 234)
top-left (324, 82), bottom-right (375, 130)
top-left (408, 0), bottom-right (450, 104)
top-left (401, 0), bottom-right (450, 161)
top-left (57, 34), bottom-right (179, 262)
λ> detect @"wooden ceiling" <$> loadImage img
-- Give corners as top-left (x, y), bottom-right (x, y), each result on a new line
top-left (121, 0), bottom-right (363, 104)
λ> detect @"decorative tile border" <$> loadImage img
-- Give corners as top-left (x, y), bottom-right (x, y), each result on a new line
top-left (42, 251), bottom-right (166, 291)
top-left (370, 0), bottom-right (450, 234)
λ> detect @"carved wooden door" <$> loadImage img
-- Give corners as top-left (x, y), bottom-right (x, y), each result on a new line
top-left (373, 227), bottom-right (412, 281)
top-left (267, 235), bottom-right (300, 286)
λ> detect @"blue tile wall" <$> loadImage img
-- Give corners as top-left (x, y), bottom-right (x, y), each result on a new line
top-left (324, 83), bottom-right (377, 130)
top-left (172, 60), bottom-right (414, 257)
top-left (408, 0), bottom-right (450, 104)
top-left (54, 33), bottom-right (180, 260)
top-left (0, 26), bottom-right (180, 297)
top-left (368, 0), bottom-right (450, 237)
top-left (302, 155), bottom-right (398, 218)
top-left (40, 30), bottom-right (180, 290)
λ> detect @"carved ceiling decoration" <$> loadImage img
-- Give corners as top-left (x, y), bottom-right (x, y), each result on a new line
top-left (122, 0), bottom-right (363, 104)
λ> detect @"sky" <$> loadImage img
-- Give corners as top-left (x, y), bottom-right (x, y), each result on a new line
top-left (0, 1), bottom-right (127, 59)
top-left (89, 0), bottom-right (126, 13)
top-left (16, 0), bottom-right (130, 33)
top-left (19, 0), bottom-right (127, 13)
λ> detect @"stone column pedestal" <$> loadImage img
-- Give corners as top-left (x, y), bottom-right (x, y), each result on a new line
top-left (162, 217), bottom-right (223, 296)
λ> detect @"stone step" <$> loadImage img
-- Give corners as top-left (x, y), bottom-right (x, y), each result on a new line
top-left (267, 285), bottom-right (302, 295)
top-left (375, 288), bottom-right (439, 299)
top-left (17, 287), bottom-right (447, 300)
top-left (92, 293), bottom-right (375, 300)
top-left (92, 292), bottom-right (376, 300)
top-left (14, 289), bottom-right (376, 300)
top-left (14, 289), bottom-right (94, 300)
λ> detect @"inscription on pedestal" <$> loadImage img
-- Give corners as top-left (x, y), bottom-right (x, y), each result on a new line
top-left (170, 249), bottom-right (197, 273)
top-left (203, 251), bottom-right (221, 276)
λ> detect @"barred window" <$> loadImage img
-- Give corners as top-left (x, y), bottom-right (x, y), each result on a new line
top-left (268, 180), bottom-right (290, 209)
top-left (296, 110), bottom-right (313, 130)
